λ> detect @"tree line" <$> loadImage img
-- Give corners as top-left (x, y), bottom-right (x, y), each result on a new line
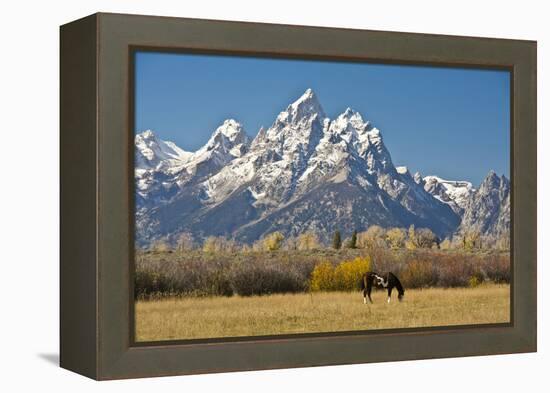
top-left (144, 225), bottom-right (510, 253)
top-left (135, 246), bottom-right (510, 299)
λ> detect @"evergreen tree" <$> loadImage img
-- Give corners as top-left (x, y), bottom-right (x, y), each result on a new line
top-left (348, 230), bottom-right (358, 249)
top-left (332, 230), bottom-right (342, 249)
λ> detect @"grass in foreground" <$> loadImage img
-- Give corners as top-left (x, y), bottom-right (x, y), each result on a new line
top-left (135, 284), bottom-right (510, 342)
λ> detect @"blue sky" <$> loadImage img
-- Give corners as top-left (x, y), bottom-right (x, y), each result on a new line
top-left (135, 51), bottom-right (510, 185)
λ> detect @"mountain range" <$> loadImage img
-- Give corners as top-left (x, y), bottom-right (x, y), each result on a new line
top-left (135, 88), bottom-right (510, 246)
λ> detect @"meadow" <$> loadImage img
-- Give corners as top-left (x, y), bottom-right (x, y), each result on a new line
top-left (134, 245), bottom-right (510, 341)
top-left (135, 284), bottom-right (510, 341)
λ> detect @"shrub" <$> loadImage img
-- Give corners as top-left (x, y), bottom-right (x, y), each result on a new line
top-left (150, 239), bottom-right (171, 252)
top-left (203, 270), bottom-right (234, 296)
top-left (496, 232), bottom-right (511, 251)
top-left (263, 232), bottom-right (285, 251)
top-left (400, 260), bottom-right (438, 288)
top-left (462, 230), bottom-right (482, 250)
top-left (436, 256), bottom-right (472, 287)
top-left (134, 270), bottom-right (171, 298)
top-left (468, 275), bottom-right (481, 288)
top-left (202, 236), bottom-right (239, 253)
top-left (439, 238), bottom-right (452, 250)
top-left (415, 228), bottom-right (438, 248)
top-left (202, 236), bottom-right (220, 253)
top-left (309, 261), bottom-right (335, 291)
top-left (283, 236), bottom-right (299, 250)
top-left (229, 260), bottom-right (306, 296)
top-left (297, 232), bottom-right (321, 250)
top-left (386, 227), bottom-right (406, 249)
top-left (310, 256), bottom-right (372, 292)
top-left (405, 225), bottom-right (417, 250)
top-left (333, 257), bottom-right (372, 291)
top-left (484, 253), bottom-right (511, 283)
top-left (176, 232), bottom-right (194, 251)
top-left (358, 226), bottom-right (387, 249)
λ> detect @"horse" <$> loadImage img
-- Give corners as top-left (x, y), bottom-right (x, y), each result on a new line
top-left (361, 272), bottom-right (405, 304)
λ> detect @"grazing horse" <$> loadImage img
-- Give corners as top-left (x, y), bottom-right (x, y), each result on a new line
top-left (361, 272), bottom-right (405, 304)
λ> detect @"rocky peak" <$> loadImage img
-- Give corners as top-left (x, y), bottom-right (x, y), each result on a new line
top-left (330, 108), bottom-right (370, 141)
top-left (135, 129), bottom-right (192, 170)
top-left (272, 88), bottom-right (326, 129)
top-left (198, 119), bottom-right (250, 159)
top-left (413, 171), bottom-right (424, 185)
top-left (458, 170), bottom-right (510, 237)
top-left (288, 88), bottom-right (326, 121)
top-left (207, 119), bottom-right (248, 146)
top-left (250, 126), bottom-right (266, 148)
top-left (422, 175), bottom-right (475, 215)
top-left (478, 170), bottom-right (500, 192)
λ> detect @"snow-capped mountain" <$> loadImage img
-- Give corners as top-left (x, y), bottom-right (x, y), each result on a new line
top-left (135, 129), bottom-right (193, 171)
top-left (135, 119), bottom-right (250, 207)
top-left (458, 171), bottom-right (510, 238)
top-left (134, 89), bottom-right (502, 246)
top-left (423, 175), bottom-right (475, 215)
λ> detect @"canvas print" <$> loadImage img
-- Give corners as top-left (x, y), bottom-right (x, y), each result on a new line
top-left (133, 52), bottom-right (510, 342)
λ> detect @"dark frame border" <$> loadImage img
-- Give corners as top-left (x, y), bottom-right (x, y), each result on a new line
top-left (60, 12), bottom-right (536, 380)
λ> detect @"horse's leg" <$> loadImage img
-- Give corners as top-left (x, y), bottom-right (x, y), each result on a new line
top-left (387, 286), bottom-right (393, 303)
top-left (367, 280), bottom-right (374, 303)
top-left (363, 288), bottom-right (373, 304)
top-left (364, 276), bottom-right (374, 304)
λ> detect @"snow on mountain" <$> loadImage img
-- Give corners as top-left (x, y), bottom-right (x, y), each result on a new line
top-left (134, 119), bottom-right (249, 208)
top-left (203, 89), bottom-right (330, 206)
top-left (264, 88), bottom-right (327, 166)
top-left (135, 129), bottom-right (193, 171)
top-left (423, 175), bottom-right (475, 215)
top-left (193, 119), bottom-right (250, 163)
top-left (458, 171), bottom-right (510, 238)
top-left (134, 89), bottom-right (490, 246)
top-left (413, 171), bottom-right (424, 186)
top-left (376, 165), bottom-right (460, 236)
top-left (295, 107), bottom-right (381, 193)
top-left (174, 119), bottom-right (250, 186)
top-left (396, 166), bottom-right (409, 175)
top-left (134, 130), bottom-right (194, 207)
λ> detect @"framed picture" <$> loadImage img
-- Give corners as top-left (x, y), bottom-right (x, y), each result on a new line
top-left (60, 12), bottom-right (537, 380)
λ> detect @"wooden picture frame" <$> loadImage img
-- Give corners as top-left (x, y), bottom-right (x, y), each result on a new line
top-left (60, 12), bottom-right (537, 380)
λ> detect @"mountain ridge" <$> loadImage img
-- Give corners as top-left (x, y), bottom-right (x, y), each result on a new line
top-left (135, 89), bottom-right (509, 246)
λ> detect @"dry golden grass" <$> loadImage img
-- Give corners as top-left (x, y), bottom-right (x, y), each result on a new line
top-left (135, 284), bottom-right (510, 342)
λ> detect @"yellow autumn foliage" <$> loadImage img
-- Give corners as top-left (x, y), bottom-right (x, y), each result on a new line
top-left (310, 256), bottom-right (372, 292)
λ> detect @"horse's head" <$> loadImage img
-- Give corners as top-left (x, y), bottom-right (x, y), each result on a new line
top-left (398, 290), bottom-right (405, 302)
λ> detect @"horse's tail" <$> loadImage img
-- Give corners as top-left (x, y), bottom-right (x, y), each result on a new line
top-left (361, 273), bottom-right (367, 291)
top-left (390, 272), bottom-right (405, 300)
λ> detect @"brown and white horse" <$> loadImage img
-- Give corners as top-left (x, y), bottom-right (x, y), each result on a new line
top-left (361, 272), bottom-right (405, 304)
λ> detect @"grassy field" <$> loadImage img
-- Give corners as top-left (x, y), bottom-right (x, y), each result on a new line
top-left (135, 283), bottom-right (510, 342)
